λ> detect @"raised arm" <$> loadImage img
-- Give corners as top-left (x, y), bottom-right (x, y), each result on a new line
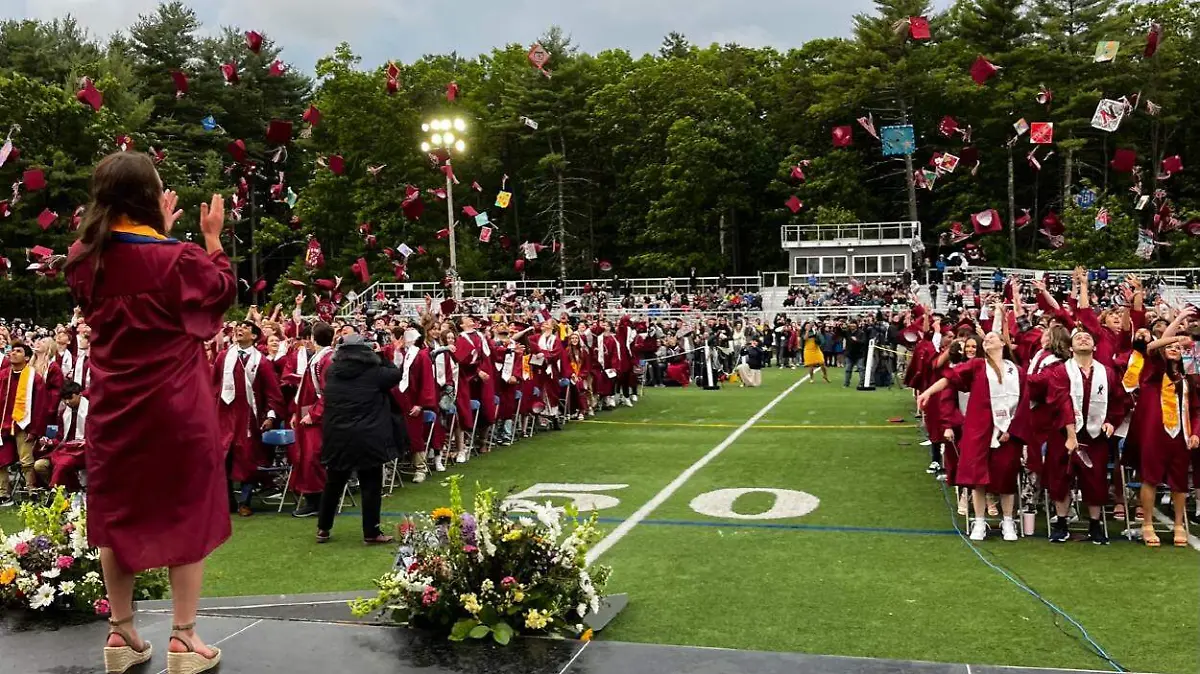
top-left (1148, 307), bottom-right (1195, 352)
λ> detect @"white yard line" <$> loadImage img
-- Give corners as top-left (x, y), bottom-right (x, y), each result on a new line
top-left (585, 374), bottom-right (812, 564)
top-left (1152, 509), bottom-right (1200, 551)
top-left (556, 640), bottom-right (590, 674)
top-left (143, 599), bottom-right (351, 613)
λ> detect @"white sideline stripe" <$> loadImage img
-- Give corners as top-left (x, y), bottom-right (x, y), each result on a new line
top-left (585, 374), bottom-right (812, 564)
top-left (153, 619), bottom-right (263, 674)
top-left (1151, 509), bottom-right (1200, 551)
top-left (556, 641), bottom-right (590, 674)
top-left (144, 599), bottom-right (351, 613)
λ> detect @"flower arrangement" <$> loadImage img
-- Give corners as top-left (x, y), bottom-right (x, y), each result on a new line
top-left (0, 488), bottom-right (167, 615)
top-left (350, 476), bottom-right (611, 645)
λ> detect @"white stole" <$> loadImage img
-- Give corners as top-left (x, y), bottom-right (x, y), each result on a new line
top-left (221, 347), bottom-right (262, 417)
top-left (597, 334), bottom-right (607, 368)
top-left (984, 359), bottom-right (1021, 448)
top-left (397, 346), bottom-right (419, 393)
top-left (537, 334), bottom-right (557, 372)
top-left (1065, 359), bottom-right (1107, 438)
top-left (304, 345), bottom-right (333, 398)
top-left (1027, 349), bottom-right (1059, 375)
top-left (72, 351), bottom-right (89, 387)
top-left (61, 398), bottom-right (88, 441)
top-left (499, 351), bottom-right (515, 380)
top-left (434, 351), bottom-right (457, 387)
top-left (271, 339), bottom-right (289, 361)
top-left (59, 350), bottom-right (73, 380)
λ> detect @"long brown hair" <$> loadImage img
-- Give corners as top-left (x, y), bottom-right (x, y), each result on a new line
top-left (66, 152), bottom-right (166, 276)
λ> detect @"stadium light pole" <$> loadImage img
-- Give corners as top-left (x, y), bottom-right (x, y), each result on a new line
top-left (421, 117), bottom-right (468, 298)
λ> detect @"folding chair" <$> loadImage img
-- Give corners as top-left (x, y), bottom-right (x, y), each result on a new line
top-left (484, 395), bottom-right (502, 450)
top-left (509, 391), bottom-right (523, 445)
top-left (559, 378), bottom-right (572, 425)
top-left (338, 474), bottom-right (359, 514)
top-left (260, 428), bottom-right (297, 513)
top-left (466, 399), bottom-right (483, 458)
top-left (1042, 447), bottom-right (1112, 542)
top-left (523, 388), bottom-right (541, 437)
top-left (947, 440), bottom-right (1027, 537)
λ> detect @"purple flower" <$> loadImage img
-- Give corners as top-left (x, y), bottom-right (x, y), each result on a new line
top-left (459, 513), bottom-right (477, 545)
top-left (33, 536), bottom-right (51, 550)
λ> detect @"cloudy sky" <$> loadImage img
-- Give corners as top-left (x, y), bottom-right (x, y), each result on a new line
top-left (5, 0), bottom-right (953, 71)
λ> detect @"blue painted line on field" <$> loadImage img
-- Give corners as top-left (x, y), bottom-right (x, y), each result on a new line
top-left (327, 510), bottom-right (957, 537)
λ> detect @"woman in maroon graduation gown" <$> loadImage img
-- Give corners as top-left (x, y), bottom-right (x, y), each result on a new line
top-left (1131, 308), bottom-right (1200, 547)
top-left (65, 153), bottom-right (232, 674)
top-left (918, 330), bottom-right (1031, 543)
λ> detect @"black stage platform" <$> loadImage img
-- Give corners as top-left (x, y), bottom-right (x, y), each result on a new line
top-left (1, 592), bottom-right (1113, 674)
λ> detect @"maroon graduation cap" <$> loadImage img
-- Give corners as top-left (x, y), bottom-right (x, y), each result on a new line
top-left (245, 31), bottom-right (263, 54)
top-left (970, 56), bottom-right (998, 85)
top-left (171, 70), bottom-right (188, 97)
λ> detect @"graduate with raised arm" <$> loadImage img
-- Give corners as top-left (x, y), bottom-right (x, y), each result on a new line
top-left (918, 304), bottom-right (1033, 542)
top-left (390, 326), bottom-right (437, 481)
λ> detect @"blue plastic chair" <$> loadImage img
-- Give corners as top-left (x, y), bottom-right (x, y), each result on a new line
top-left (44, 425), bottom-right (58, 441)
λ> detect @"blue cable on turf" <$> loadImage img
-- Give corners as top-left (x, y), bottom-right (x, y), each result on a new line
top-left (938, 483), bottom-right (1126, 673)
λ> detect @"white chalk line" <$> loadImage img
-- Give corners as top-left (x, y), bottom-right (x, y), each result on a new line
top-left (585, 374), bottom-right (812, 564)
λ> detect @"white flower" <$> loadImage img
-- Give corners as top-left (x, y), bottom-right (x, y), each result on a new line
top-left (30, 584), bottom-right (55, 609)
top-left (83, 571), bottom-right (102, 585)
top-left (517, 516), bottom-right (535, 528)
top-left (16, 575), bottom-right (37, 594)
top-left (589, 595), bottom-right (601, 615)
top-left (57, 581), bottom-right (76, 596)
top-left (42, 567), bottom-right (61, 580)
top-left (480, 579), bottom-right (494, 593)
top-left (576, 603), bottom-right (588, 617)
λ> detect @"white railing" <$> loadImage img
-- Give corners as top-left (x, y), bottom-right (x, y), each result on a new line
top-left (930, 266), bottom-right (1200, 287)
top-left (340, 276), bottom-right (762, 317)
top-left (781, 221), bottom-right (921, 247)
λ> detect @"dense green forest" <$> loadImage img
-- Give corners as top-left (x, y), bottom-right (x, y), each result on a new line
top-left (0, 0), bottom-right (1197, 320)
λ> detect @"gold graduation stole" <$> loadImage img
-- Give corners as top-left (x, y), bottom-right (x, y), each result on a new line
top-left (9, 366), bottom-right (32, 433)
top-left (521, 354), bottom-right (532, 380)
top-left (1122, 351), bottom-right (1143, 391)
top-left (1161, 375), bottom-right (1191, 438)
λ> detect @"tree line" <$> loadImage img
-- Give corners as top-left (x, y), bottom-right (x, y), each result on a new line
top-left (0, 0), bottom-right (1197, 320)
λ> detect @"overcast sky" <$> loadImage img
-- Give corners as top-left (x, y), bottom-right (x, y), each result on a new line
top-left (5, 0), bottom-right (953, 71)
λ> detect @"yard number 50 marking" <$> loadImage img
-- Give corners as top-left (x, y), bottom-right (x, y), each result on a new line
top-left (505, 483), bottom-right (629, 513)
top-left (503, 483), bottom-right (820, 521)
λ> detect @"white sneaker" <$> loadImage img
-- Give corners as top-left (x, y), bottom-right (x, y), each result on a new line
top-left (587, 409), bottom-right (595, 418)
top-left (412, 470), bottom-right (427, 484)
top-left (631, 395), bottom-right (639, 403)
top-left (926, 462), bottom-right (940, 474)
top-left (456, 450), bottom-right (468, 464)
top-left (969, 519), bottom-right (988, 541)
top-left (1001, 518), bottom-right (1019, 541)
top-left (919, 439), bottom-right (933, 446)
top-left (623, 398), bottom-right (633, 408)
top-left (434, 457), bottom-right (446, 472)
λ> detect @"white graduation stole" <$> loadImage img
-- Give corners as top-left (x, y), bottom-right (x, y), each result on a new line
top-left (1027, 349), bottom-right (1059, 375)
top-left (61, 398), bottom-right (88, 441)
top-left (985, 359), bottom-right (1021, 448)
top-left (305, 346), bottom-right (332, 400)
top-left (221, 347), bottom-right (262, 417)
top-left (398, 346), bottom-right (419, 393)
top-left (1066, 359), bottom-right (1108, 437)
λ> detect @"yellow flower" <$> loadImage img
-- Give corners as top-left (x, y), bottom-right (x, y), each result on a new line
top-left (459, 593), bottom-right (482, 615)
top-left (431, 508), bottom-right (454, 523)
top-left (524, 609), bottom-right (549, 630)
top-left (0, 567), bottom-right (16, 585)
top-left (580, 628), bottom-right (594, 642)
top-left (502, 529), bottom-right (523, 542)
top-left (511, 589), bottom-right (525, 602)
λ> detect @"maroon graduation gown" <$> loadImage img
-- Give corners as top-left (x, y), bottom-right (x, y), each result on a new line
top-left (591, 334), bottom-right (621, 398)
top-left (391, 347), bottom-right (437, 454)
top-left (942, 358), bottom-right (1031, 493)
top-left (66, 236), bottom-right (236, 573)
top-left (0, 364), bottom-right (47, 466)
top-left (290, 347), bottom-right (332, 494)
top-left (1132, 354), bottom-right (1200, 492)
top-left (213, 347), bottom-right (285, 483)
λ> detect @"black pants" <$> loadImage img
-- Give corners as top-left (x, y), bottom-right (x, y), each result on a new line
top-left (317, 465), bottom-right (384, 538)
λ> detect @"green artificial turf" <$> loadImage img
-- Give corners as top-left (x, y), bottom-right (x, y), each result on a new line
top-left (2, 369), bottom-right (1197, 673)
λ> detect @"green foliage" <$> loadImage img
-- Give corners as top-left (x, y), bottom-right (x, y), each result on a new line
top-left (4, 2), bottom-right (1200, 321)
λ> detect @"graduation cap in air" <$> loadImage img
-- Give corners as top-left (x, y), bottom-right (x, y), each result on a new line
top-left (392, 262), bottom-right (407, 280)
top-left (76, 78), bottom-right (103, 111)
top-left (386, 62), bottom-right (401, 94)
top-left (971, 209), bottom-right (1002, 235)
top-left (938, 116), bottom-right (959, 137)
top-left (328, 155), bottom-right (345, 175)
top-left (266, 120), bottom-right (292, 145)
top-left (970, 56), bottom-right (998, 85)
top-left (116, 135), bottom-right (135, 152)
top-left (36, 208), bottom-right (57, 230)
top-left (1144, 22), bottom-right (1163, 59)
top-left (150, 147), bottom-right (166, 164)
top-left (251, 278), bottom-right (267, 294)
top-left (171, 71), bottom-right (188, 97)
top-left (908, 16), bottom-right (931, 40)
top-left (463, 205), bottom-right (478, 218)
top-left (831, 125), bottom-right (853, 147)
top-left (220, 62), bottom-right (239, 85)
top-left (0, 202), bottom-right (11, 218)
top-left (514, 259), bottom-right (526, 273)
top-left (479, 227), bottom-right (493, 243)
top-left (439, 298), bottom-right (457, 316)
top-left (1110, 148), bottom-right (1136, 173)
top-left (499, 235), bottom-right (512, 250)
top-left (1015, 209), bottom-right (1032, 228)
top-left (402, 186), bottom-right (425, 220)
top-left (1185, 219), bottom-right (1200, 237)
top-left (227, 139), bottom-right (247, 163)
top-left (305, 237), bottom-right (325, 270)
top-left (71, 205), bottom-right (85, 230)
top-left (1041, 210), bottom-right (1063, 235)
top-left (286, 279), bottom-right (307, 289)
top-left (22, 169), bottom-right (46, 192)
top-left (471, 181), bottom-right (482, 192)
top-left (351, 257), bottom-right (370, 284)
top-left (245, 31), bottom-right (263, 54)
top-left (302, 105), bottom-right (321, 129)
top-left (1161, 155), bottom-right (1183, 177)
top-left (268, 60), bottom-right (286, 77)
top-left (948, 221), bottom-right (971, 244)
top-left (785, 195), bottom-right (803, 214)
top-left (790, 164), bottom-right (806, 181)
